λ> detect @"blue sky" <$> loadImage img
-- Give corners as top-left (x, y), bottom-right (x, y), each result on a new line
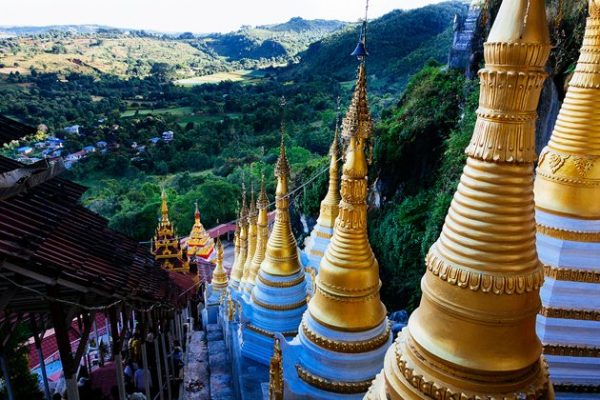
top-left (0, 0), bottom-right (447, 33)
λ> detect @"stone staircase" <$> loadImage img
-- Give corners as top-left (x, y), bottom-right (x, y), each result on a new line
top-left (182, 331), bottom-right (210, 400)
top-left (206, 324), bottom-right (234, 400)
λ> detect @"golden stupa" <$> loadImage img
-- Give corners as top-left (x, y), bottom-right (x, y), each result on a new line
top-left (212, 236), bottom-right (228, 289)
top-left (281, 35), bottom-right (391, 396)
top-left (366, 0), bottom-right (554, 397)
top-left (302, 118), bottom-right (341, 282)
top-left (241, 184), bottom-right (258, 291)
top-left (245, 174), bottom-right (270, 293)
top-left (309, 63), bottom-right (386, 332)
top-left (229, 186), bottom-right (249, 290)
top-left (240, 127), bottom-right (308, 364)
top-left (186, 201), bottom-right (215, 260)
top-left (258, 133), bottom-right (302, 277)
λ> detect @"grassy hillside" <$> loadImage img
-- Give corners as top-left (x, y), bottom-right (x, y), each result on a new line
top-left (0, 35), bottom-right (220, 78)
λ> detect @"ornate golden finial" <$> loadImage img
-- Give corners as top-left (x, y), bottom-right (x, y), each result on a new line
top-left (275, 98), bottom-right (291, 179)
top-left (268, 338), bottom-right (284, 400)
top-left (212, 236), bottom-right (228, 288)
top-left (259, 107), bottom-right (301, 277)
top-left (246, 173), bottom-right (270, 290)
top-left (249, 181), bottom-right (257, 216)
top-left (257, 173), bottom-right (269, 209)
top-left (367, 0), bottom-right (553, 397)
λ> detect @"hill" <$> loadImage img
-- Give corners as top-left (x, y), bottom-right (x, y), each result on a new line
top-left (285, 1), bottom-right (467, 91)
top-left (258, 17), bottom-right (345, 33)
top-left (196, 18), bottom-right (346, 61)
top-left (0, 18), bottom-right (347, 79)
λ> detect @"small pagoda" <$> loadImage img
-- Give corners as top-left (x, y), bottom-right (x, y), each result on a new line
top-left (240, 123), bottom-right (307, 365)
top-left (185, 201), bottom-right (215, 261)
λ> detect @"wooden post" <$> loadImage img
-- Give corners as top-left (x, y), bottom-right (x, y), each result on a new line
top-left (149, 313), bottom-right (165, 400)
top-left (139, 312), bottom-right (152, 400)
top-left (160, 329), bottom-right (172, 400)
top-left (109, 306), bottom-right (127, 400)
top-left (93, 319), bottom-right (100, 348)
top-left (105, 316), bottom-right (111, 355)
top-left (49, 297), bottom-right (95, 400)
top-left (30, 315), bottom-right (51, 400)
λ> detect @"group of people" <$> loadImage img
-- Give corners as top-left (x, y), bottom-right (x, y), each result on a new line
top-left (45, 323), bottom-right (187, 400)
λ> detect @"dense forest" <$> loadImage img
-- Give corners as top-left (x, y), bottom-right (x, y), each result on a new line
top-left (0, 0), bottom-right (588, 316)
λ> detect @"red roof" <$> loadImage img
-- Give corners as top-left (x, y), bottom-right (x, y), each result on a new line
top-left (28, 313), bottom-right (109, 368)
top-left (0, 154), bottom-right (183, 322)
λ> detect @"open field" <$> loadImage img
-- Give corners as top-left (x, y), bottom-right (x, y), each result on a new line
top-left (120, 105), bottom-right (241, 126)
top-left (120, 106), bottom-right (194, 118)
top-left (174, 69), bottom-right (266, 87)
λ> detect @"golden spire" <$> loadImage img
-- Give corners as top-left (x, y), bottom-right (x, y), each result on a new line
top-left (230, 185), bottom-right (249, 286)
top-left (316, 112), bottom-right (341, 229)
top-left (242, 182), bottom-right (258, 287)
top-left (307, 57), bottom-right (385, 331)
top-left (246, 174), bottom-right (270, 290)
top-left (368, 0), bottom-right (553, 397)
top-left (268, 338), bottom-right (284, 400)
top-left (260, 121), bottom-right (301, 276)
top-left (160, 189), bottom-right (170, 224)
top-left (212, 236), bottom-right (228, 288)
top-left (535, 0), bottom-right (600, 218)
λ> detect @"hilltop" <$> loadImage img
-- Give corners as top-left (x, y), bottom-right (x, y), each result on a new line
top-left (258, 17), bottom-right (345, 33)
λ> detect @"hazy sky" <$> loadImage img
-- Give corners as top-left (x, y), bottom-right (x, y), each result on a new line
top-left (0, 0), bottom-right (446, 33)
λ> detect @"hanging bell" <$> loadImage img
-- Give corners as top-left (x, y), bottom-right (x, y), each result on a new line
top-left (351, 41), bottom-right (368, 58)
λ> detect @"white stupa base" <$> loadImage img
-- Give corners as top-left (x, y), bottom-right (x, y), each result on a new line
top-left (536, 210), bottom-right (600, 389)
top-left (544, 354), bottom-right (600, 386)
top-left (303, 224), bottom-right (333, 271)
top-left (240, 269), bottom-right (307, 366)
top-left (205, 284), bottom-right (226, 325)
top-left (280, 313), bottom-right (391, 399)
top-left (302, 224), bottom-right (333, 297)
